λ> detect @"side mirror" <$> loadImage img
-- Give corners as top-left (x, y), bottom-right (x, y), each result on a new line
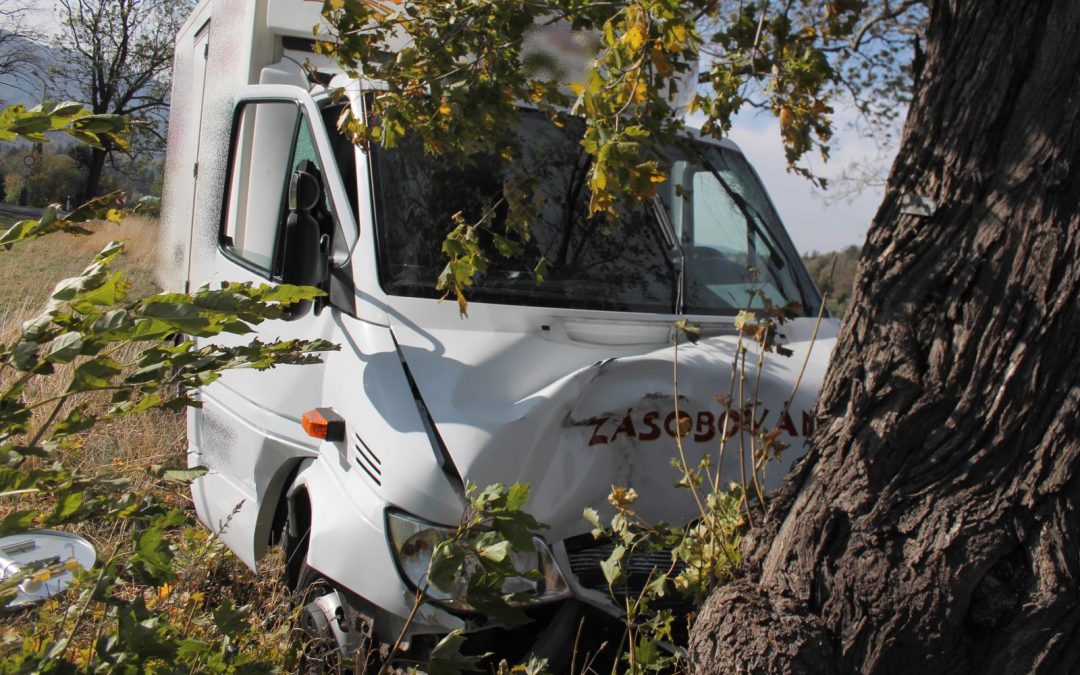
top-left (280, 161), bottom-right (330, 317)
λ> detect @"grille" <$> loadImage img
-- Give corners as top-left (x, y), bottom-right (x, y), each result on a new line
top-left (563, 534), bottom-right (686, 606)
top-left (353, 433), bottom-right (382, 485)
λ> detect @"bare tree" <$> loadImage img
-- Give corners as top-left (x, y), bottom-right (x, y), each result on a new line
top-left (52, 0), bottom-right (193, 199)
top-left (0, 0), bottom-right (45, 99)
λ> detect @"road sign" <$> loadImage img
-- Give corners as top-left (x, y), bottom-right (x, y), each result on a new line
top-left (22, 155), bottom-right (35, 168)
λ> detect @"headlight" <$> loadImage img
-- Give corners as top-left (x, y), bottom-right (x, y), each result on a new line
top-left (386, 510), bottom-right (570, 611)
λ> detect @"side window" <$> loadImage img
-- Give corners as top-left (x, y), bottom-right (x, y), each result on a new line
top-left (691, 171), bottom-right (746, 255)
top-left (221, 101), bottom-right (300, 273)
top-left (291, 116), bottom-right (331, 213)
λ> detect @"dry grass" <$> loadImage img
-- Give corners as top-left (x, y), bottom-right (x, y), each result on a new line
top-left (0, 217), bottom-right (178, 489)
top-left (0, 217), bottom-right (297, 664)
top-left (0, 216), bottom-right (161, 323)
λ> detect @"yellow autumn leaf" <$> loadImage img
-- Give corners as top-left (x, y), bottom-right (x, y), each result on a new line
top-left (31, 569), bottom-right (54, 583)
top-left (734, 310), bottom-right (757, 330)
top-left (624, 24), bottom-right (647, 52)
top-left (650, 48), bottom-right (674, 77)
top-left (779, 105), bottom-right (795, 133)
top-left (669, 24), bottom-right (687, 46)
top-left (455, 287), bottom-right (468, 318)
top-left (608, 486), bottom-right (639, 510)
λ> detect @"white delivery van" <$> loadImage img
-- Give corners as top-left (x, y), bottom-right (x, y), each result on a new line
top-left (159, 0), bottom-right (839, 667)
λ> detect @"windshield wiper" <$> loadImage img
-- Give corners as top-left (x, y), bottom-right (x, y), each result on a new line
top-left (696, 156), bottom-right (786, 272)
top-left (651, 196), bottom-right (684, 314)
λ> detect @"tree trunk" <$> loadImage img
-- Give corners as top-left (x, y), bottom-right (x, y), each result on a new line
top-left (80, 145), bottom-right (108, 202)
top-left (690, 1), bottom-right (1080, 672)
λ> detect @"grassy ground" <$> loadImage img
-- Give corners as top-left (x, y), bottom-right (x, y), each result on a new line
top-left (0, 217), bottom-right (184, 484)
top-left (0, 217), bottom-right (296, 667)
top-left (0, 217), bottom-right (161, 327)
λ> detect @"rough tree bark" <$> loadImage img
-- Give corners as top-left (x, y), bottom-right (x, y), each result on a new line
top-left (689, 1), bottom-right (1080, 673)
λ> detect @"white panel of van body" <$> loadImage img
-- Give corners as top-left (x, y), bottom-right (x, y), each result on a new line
top-left (161, 0), bottom-right (281, 293)
top-left (266, 0), bottom-right (330, 38)
top-left (188, 85), bottom-right (335, 568)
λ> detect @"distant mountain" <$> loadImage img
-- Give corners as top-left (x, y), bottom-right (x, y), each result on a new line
top-left (0, 32), bottom-right (69, 109)
top-left (0, 33), bottom-right (84, 153)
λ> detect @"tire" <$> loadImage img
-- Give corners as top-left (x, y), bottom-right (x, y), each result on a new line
top-left (285, 492), bottom-right (378, 673)
top-left (294, 565), bottom-right (348, 674)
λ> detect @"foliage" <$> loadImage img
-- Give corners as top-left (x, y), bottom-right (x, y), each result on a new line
top-left (0, 103), bottom-right (333, 671)
top-left (577, 286), bottom-right (823, 673)
top-left (318, 0), bottom-right (875, 309)
top-left (701, 1), bottom-right (928, 144)
top-left (51, 0), bottom-right (195, 198)
top-left (3, 171), bottom-right (22, 201)
top-left (803, 245), bottom-right (861, 317)
top-left (0, 101), bottom-right (131, 150)
top-left (378, 482), bottom-right (549, 673)
top-left (21, 153), bottom-right (82, 207)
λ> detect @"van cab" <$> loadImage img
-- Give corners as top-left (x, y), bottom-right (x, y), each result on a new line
top-left (160, 0), bottom-right (839, 665)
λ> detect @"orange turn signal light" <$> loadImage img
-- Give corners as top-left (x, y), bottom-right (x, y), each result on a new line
top-left (301, 408), bottom-right (345, 442)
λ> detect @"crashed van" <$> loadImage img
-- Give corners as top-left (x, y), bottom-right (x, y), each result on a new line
top-left (159, 0), bottom-right (839, 665)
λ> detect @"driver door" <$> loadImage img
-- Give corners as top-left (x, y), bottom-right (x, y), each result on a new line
top-left (188, 86), bottom-right (355, 568)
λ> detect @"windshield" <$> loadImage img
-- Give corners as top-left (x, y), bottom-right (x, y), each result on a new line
top-left (370, 111), bottom-right (818, 316)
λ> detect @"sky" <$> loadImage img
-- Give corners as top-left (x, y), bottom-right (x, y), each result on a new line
top-left (721, 104), bottom-right (899, 255)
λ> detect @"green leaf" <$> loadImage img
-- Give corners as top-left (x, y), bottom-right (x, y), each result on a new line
top-left (12, 341), bottom-right (40, 371)
top-left (129, 525), bottom-right (176, 585)
top-left (675, 318), bottom-right (701, 344)
top-left (464, 573), bottom-right (531, 625)
top-left (600, 544), bottom-right (626, 586)
top-left (54, 405), bottom-right (96, 438)
top-left (476, 539), bottom-right (511, 563)
top-left (505, 482), bottom-right (530, 511)
top-left (645, 572), bottom-right (669, 598)
top-left (212, 598), bottom-right (251, 639)
top-left (256, 283), bottom-right (326, 304)
top-left (73, 272), bottom-right (132, 307)
top-left (427, 630), bottom-right (486, 675)
top-left (52, 491), bottom-right (84, 520)
top-left (533, 256), bottom-right (552, 285)
top-left (90, 308), bottom-right (133, 336)
top-left (44, 332), bottom-right (83, 363)
top-left (0, 510), bottom-right (35, 536)
top-left (491, 515), bottom-right (536, 552)
top-left (633, 637), bottom-right (662, 667)
top-left (428, 540), bottom-right (465, 593)
top-left (70, 356), bottom-right (123, 391)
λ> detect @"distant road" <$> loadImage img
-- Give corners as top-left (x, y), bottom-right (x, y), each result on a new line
top-left (0, 203), bottom-right (43, 222)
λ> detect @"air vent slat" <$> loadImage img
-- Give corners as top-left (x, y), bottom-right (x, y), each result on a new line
top-left (353, 433), bottom-right (382, 486)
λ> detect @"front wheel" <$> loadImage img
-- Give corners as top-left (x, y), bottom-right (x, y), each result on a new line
top-left (293, 563), bottom-right (384, 673)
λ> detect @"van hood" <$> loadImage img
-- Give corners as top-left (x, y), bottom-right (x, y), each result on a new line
top-left (389, 309), bottom-right (837, 541)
